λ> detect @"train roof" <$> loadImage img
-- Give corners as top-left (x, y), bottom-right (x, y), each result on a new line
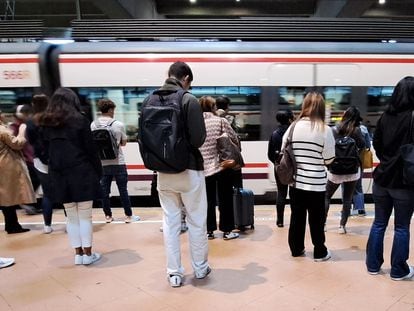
top-left (58, 41), bottom-right (414, 55)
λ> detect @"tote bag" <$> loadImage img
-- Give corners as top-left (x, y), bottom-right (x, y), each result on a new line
top-left (360, 148), bottom-right (373, 169)
top-left (217, 120), bottom-right (244, 170)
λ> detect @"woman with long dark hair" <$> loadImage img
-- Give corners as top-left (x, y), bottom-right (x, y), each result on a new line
top-left (366, 76), bottom-right (414, 280)
top-left (325, 106), bottom-right (365, 234)
top-left (40, 87), bottom-right (102, 265)
top-left (26, 94), bottom-right (55, 233)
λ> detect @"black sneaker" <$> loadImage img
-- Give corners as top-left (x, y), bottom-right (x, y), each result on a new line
top-left (358, 210), bottom-right (367, 217)
top-left (207, 231), bottom-right (215, 240)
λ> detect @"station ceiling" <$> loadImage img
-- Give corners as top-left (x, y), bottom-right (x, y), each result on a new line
top-left (3, 0), bottom-right (414, 27)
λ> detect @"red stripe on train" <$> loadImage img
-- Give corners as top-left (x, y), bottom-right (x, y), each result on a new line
top-left (60, 57), bottom-right (414, 64)
top-left (0, 58), bottom-right (38, 63)
top-left (128, 172), bottom-right (268, 181)
top-left (126, 163), bottom-right (268, 170)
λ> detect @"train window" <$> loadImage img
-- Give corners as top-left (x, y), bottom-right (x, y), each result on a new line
top-left (323, 87), bottom-right (351, 109)
top-left (0, 88), bottom-right (34, 122)
top-left (279, 87), bottom-right (306, 108)
top-left (192, 86), bottom-right (261, 141)
top-left (367, 86), bottom-right (393, 112)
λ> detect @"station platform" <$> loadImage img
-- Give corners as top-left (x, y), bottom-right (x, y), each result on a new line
top-left (1, 204), bottom-right (413, 311)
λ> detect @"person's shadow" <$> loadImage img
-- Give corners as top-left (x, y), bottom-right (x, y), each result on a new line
top-left (93, 249), bottom-right (142, 268)
top-left (190, 262), bottom-right (267, 293)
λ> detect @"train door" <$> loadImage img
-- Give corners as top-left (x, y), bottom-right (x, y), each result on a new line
top-left (261, 63), bottom-right (315, 194)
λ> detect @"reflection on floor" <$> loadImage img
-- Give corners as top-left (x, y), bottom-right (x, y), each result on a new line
top-left (0, 204), bottom-right (413, 311)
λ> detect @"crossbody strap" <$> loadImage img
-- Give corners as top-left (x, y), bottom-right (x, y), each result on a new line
top-left (285, 121), bottom-right (297, 147)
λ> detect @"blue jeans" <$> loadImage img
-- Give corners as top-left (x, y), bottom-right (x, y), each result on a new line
top-left (36, 169), bottom-right (54, 226)
top-left (352, 175), bottom-right (365, 211)
top-left (100, 165), bottom-right (132, 217)
top-left (366, 183), bottom-right (414, 278)
top-left (325, 179), bottom-right (357, 226)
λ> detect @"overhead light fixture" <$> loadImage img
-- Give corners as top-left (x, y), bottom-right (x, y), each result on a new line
top-left (236, 0), bottom-right (241, 2)
top-left (190, 0), bottom-right (196, 3)
top-left (379, 0), bottom-right (385, 4)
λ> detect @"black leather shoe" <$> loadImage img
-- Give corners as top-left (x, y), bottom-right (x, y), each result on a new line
top-left (7, 228), bottom-right (30, 234)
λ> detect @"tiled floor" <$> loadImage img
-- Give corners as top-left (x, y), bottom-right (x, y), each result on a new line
top-left (0, 204), bottom-right (413, 311)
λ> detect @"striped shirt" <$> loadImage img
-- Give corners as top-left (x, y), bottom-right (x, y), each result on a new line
top-left (282, 118), bottom-right (335, 192)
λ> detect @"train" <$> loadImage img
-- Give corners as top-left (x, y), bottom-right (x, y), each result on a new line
top-left (1, 40), bottom-right (414, 201)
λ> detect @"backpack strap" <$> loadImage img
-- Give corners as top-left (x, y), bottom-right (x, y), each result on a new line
top-left (94, 119), bottom-right (116, 128)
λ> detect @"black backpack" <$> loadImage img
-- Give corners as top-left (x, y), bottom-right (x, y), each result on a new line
top-left (138, 89), bottom-right (190, 173)
top-left (92, 120), bottom-right (119, 160)
top-left (329, 135), bottom-right (359, 175)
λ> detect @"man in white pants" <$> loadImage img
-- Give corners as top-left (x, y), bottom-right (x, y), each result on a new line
top-left (142, 62), bottom-right (210, 287)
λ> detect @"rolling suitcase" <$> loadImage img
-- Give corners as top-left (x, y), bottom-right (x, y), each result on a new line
top-left (233, 188), bottom-right (255, 230)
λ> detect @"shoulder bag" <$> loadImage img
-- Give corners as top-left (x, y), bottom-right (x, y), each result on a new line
top-left (275, 122), bottom-right (297, 185)
top-left (217, 119), bottom-right (244, 170)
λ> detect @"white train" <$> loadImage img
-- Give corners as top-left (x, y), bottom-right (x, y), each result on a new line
top-left (1, 41), bottom-right (414, 201)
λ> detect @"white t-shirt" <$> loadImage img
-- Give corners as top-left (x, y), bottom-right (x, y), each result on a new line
top-left (90, 116), bottom-right (127, 166)
top-left (282, 118), bottom-right (335, 192)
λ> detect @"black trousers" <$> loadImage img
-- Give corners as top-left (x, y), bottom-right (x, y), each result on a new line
top-left (288, 187), bottom-right (328, 259)
top-left (1, 206), bottom-right (23, 232)
top-left (275, 170), bottom-right (289, 223)
top-left (206, 169), bottom-right (235, 232)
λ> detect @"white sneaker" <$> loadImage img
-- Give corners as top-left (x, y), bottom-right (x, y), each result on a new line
top-left (314, 250), bottom-right (332, 262)
top-left (338, 226), bottom-right (347, 234)
top-left (105, 216), bottom-right (114, 223)
top-left (223, 232), bottom-right (239, 240)
top-left (0, 257), bottom-right (15, 269)
top-left (74, 255), bottom-right (83, 265)
top-left (391, 266), bottom-right (414, 281)
top-left (43, 225), bottom-right (53, 234)
top-left (195, 267), bottom-right (211, 279)
top-left (83, 253), bottom-right (101, 265)
top-left (168, 274), bottom-right (182, 287)
top-left (125, 215), bottom-right (141, 223)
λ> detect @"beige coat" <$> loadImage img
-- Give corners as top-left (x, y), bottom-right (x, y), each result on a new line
top-left (0, 123), bottom-right (36, 207)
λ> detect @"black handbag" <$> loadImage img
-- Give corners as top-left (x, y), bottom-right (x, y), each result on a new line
top-left (217, 120), bottom-right (244, 170)
top-left (275, 122), bottom-right (297, 185)
top-left (400, 111), bottom-right (414, 186)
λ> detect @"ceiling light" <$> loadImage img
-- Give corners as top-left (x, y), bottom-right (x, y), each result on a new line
top-left (379, 0), bottom-right (385, 4)
top-left (190, 0), bottom-right (196, 3)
